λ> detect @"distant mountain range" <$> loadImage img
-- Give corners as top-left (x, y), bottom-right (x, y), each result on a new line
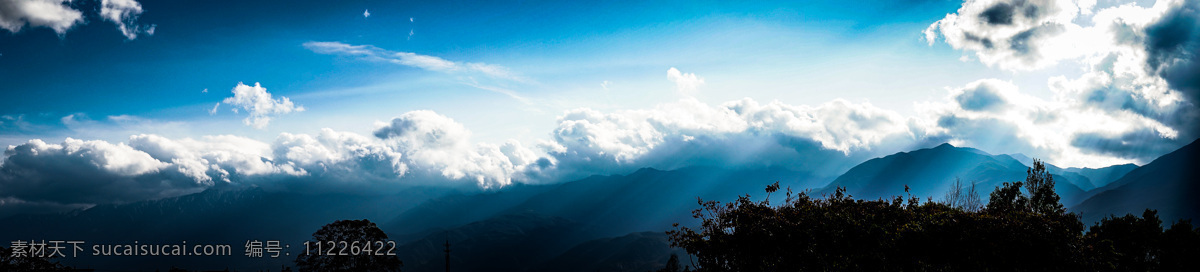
top-left (814, 143), bottom-right (1135, 206)
top-left (1072, 138), bottom-right (1200, 225)
top-left (2, 140), bottom-right (1195, 271)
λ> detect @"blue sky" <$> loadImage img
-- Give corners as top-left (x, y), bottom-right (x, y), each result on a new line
top-left (2, 0), bottom-right (976, 142)
top-left (1, 0), bottom-right (1198, 211)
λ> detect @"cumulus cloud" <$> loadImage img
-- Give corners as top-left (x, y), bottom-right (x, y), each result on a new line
top-left (1145, 0), bottom-right (1200, 105)
top-left (953, 80), bottom-right (1012, 112)
top-left (221, 82), bottom-right (305, 129)
top-left (918, 78), bottom-right (1183, 167)
top-left (667, 67), bottom-right (705, 95)
top-left (273, 129), bottom-right (406, 182)
top-left (373, 111), bottom-right (539, 189)
top-left (542, 97), bottom-right (917, 179)
top-left (0, 90), bottom-right (934, 211)
top-left (100, 0), bottom-right (153, 40)
top-left (0, 0), bottom-right (152, 39)
top-left (924, 0), bottom-right (1096, 70)
top-left (925, 0), bottom-right (1200, 165)
top-left (304, 41), bottom-right (521, 81)
top-left (0, 138), bottom-right (189, 204)
top-left (0, 110), bottom-right (552, 210)
top-left (0, 0), bottom-right (83, 35)
top-left (129, 134), bottom-right (303, 183)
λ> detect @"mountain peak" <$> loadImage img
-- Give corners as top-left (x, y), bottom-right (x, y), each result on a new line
top-left (925, 142), bottom-right (990, 156)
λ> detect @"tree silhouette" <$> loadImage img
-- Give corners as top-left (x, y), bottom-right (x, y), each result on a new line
top-left (1025, 159), bottom-right (1064, 215)
top-left (655, 254), bottom-right (683, 272)
top-left (295, 219), bottom-right (402, 272)
top-left (1083, 209), bottom-right (1162, 271)
top-left (0, 245), bottom-right (74, 271)
top-left (985, 181), bottom-right (1026, 213)
top-left (943, 177), bottom-right (981, 212)
top-left (1159, 219), bottom-right (1200, 270)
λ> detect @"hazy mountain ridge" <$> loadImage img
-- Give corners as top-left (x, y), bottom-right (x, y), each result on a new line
top-left (386, 166), bottom-right (831, 241)
top-left (1072, 138), bottom-right (1200, 225)
top-left (817, 143), bottom-right (1093, 206)
top-left (1001, 153), bottom-right (1136, 191)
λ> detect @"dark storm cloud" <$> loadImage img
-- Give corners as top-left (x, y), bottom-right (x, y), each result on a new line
top-left (0, 138), bottom-right (204, 205)
top-left (980, 2), bottom-right (1017, 25)
top-left (1145, 0), bottom-right (1200, 105)
top-left (955, 82), bottom-right (1010, 111)
top-left (1070, 130), bottom-right (1185, 161)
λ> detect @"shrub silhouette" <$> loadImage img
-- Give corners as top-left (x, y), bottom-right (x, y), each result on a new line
top-left (669, 161), bottom-right (1200, 271)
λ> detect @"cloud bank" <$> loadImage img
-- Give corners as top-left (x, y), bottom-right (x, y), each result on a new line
top-left (0, 94), bottom-right (925, 211)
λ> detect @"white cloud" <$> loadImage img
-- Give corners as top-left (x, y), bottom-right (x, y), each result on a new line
top-left (61, 113), bottom-right (85, 126)
top-left (6, 87), bottom-right (1172, 210)
top-left (0, 110), bottom-right (551, 209)
top-left (374, 111), bottom-right (537, 189)
top-left (732, 98), bottom-right (913, 153)
top-left (0, 138), bottom-right (188, 204)
top-left (923, 0), bottom-right (1089, 70)
top-left (363, 9), bottom-right (370, 18)
top-left (274, 129), bottom-right (405, 175)
top-left (666, 67), bottom-right (705, 95)
top-left (100, 0), bottom-right (153, 40)
top-left (221, 82), bottom-right (305, 129)
top-left (209, 102), bottom-right (220, 115)
top-left (924, 0), bottom-right (1200, 165)
top-left (0, 0), bottom-right (83, 35)
top-left (0, 114), bottom-right (34, 131)
top-left (917, 78), bottom-right (1182, 167)
top-left (129, 134), bottom-right (300, 181)
top-left (303, 41), bottom-right (523, 81)
top-left (542, 97), bottom-right (916, 180)
top-left (0, 0), bottom-right (152, 39)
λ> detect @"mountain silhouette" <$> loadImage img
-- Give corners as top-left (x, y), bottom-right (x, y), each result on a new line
top-left (387, 166), bottom-right (829, 242)
top-left (817, 143), bottom-right (1093, 205)
top-left (1062, 164), bottom-right (1139, 190)
top-left (1072, 138), bottom-right (1200, 225)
